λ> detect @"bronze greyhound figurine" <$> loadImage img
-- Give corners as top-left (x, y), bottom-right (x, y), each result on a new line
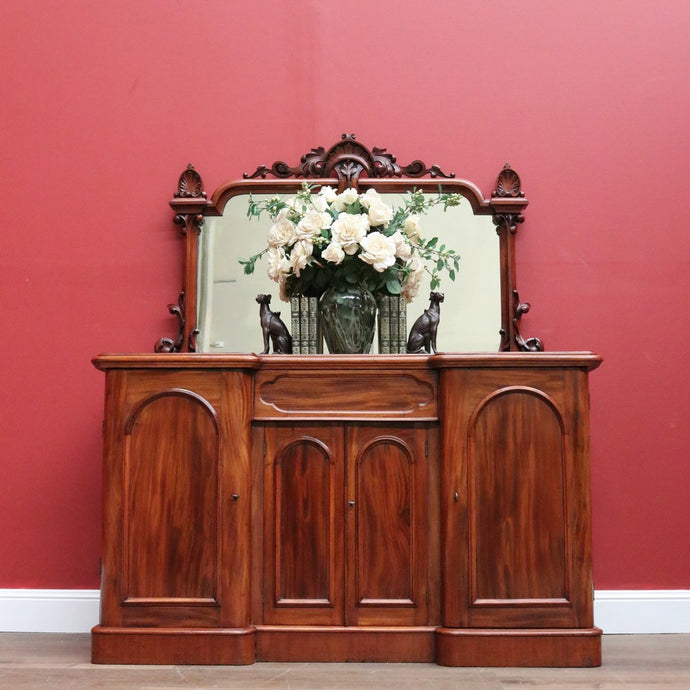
top-left (406, 291), bottom-right (445, 354)
top-left (256, 294), bottom-right (292, 354)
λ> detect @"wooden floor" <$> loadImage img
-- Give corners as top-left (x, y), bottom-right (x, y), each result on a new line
top-left (0, 633), bottom-right (689, 688)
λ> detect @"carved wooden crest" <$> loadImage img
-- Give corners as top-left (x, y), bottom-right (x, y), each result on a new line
top-left (243, 133), bottom-right (455, 192)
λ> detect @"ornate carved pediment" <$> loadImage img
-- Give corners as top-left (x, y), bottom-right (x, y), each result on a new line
top-left (243, 133), bottom-right (455, 191)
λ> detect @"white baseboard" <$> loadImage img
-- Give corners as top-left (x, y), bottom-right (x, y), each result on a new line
top-left (0, 589), bottom-right (100, 633)
top-left (1, 589), bottom-right (689, 634)
top-left (594, 590), bottom-right (690, 634)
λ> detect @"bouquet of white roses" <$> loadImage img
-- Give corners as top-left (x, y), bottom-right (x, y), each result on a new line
top-left (240, 182), bottom-right (461, 302)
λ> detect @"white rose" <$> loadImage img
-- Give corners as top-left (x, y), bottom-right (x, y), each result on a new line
top-left (317, 185), bottom-right (337, 204)
top-left (390, 231), bottom-right (412, 261)
top-left (267, 217), bottom-right (297, 248)
top-left (311, 194), bottom-right (328, 212)
top-left (402, 256), bottom-right (425, 302)
top-left (289, 239), bottom-right (313, 276)
top-left (322, 242), bottom-right (345, 265)
top-left (332, 187), bottom-right (359, 211)
top-left (331, 212), bottom-right (369, 255)
top-left (359, 231), bottom-right (397, 272)
top-left (296, 210), bottom-right (329, 240)
top-left (360, 188), bottom-right (382, 208)
top-left (266, 247), bottom-right (290, 282)
top-left (404, 214), bottom-right (422, 244)
top-left (366, 198), bottom-right (394, 228)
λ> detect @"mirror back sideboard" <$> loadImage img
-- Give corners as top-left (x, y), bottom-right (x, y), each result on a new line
top-left (91, 135), bottom-right (601, 667)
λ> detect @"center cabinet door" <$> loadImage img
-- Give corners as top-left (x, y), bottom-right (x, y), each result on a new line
top-left (263, 423), bottom-right (345, 626)
top-left (262, 423), bottom-right (429, 627)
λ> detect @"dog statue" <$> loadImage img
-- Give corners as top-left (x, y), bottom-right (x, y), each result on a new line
top-left (256, 294), bottom-right (292, 354)
top-left (406, 291), bottom-right (445, 354)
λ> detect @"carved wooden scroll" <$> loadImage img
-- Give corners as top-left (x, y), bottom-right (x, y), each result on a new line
top-left (243, 133), bottom-right (455, 192)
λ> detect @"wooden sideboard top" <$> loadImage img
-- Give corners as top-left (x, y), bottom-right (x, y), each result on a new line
top-left (92, 352), bottom-right (601, 372)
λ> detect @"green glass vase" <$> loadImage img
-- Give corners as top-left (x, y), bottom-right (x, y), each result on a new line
top-left (318, 285), bottom-right (377, 354)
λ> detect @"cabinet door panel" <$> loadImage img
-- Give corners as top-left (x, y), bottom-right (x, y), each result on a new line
top-left (121, 389), bottom-right (221, 625)
top-left (441, 369), bottom-right (594, 630)
top-left (263, 424), bottom-right (344, 625)
top-left (472, 389), bottom-right (567, 602)
top-left (347, 425), bottom-right (428, 626)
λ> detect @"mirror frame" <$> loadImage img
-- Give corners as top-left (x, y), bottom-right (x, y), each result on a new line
top-left (157, 133), bottom-right (542, 354)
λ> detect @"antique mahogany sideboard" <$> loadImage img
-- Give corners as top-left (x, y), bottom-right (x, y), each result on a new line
top-left (91, 136), bottom-right (602, 666)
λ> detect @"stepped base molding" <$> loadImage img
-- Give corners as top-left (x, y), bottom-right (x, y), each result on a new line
top-left (1, 590), bottom-right (689, 635)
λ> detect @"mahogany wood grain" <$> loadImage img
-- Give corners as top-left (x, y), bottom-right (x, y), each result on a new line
top-left (124, 391), bottom-right (218, 604)
top-left (435, 627), bottom-right (602, 667)
top-left (472, 388), bottom-right (567, 602)
top-left (254, 356), bottom-right (437, 421)
top-left (255, 625), bottom-right (437, 663)
top-left (438, 365), bottom-right (597, 631)
top-left (262, 424), bottom-right (345, 626)
top-left (346, 424), bottom-right (430, 626)
top-left (91, 626), bottom-right (255, 665)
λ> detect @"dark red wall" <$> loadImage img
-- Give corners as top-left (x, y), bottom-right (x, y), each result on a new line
top-left (2, 0), bottom-right (688, 589)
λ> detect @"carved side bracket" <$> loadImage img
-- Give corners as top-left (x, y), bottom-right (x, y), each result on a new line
top-left (154, 165), bottom-right (208, 352)
top-left (510, 290), bottom-right (544, 352)
top-left (243, 133), bottom-right (455, 191)
top-left (154, 292), bottom-right (186, 353)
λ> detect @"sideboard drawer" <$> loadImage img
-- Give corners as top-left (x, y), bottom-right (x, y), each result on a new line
top-left (253, 367), bottom-right (437, 420)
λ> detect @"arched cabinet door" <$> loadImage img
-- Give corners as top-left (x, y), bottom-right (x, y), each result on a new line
top-left (95, 363), bottom-right (255, 640)
top-left (261, 422), bottom-right (432, 627)
top-left (124, 389), bottom-right (220, 608)
top-left (440, 367), bottom-right (595, 631)
top-left (262, 423), bottom-right (345, 626)
top-left (345, 424), bottom-right (429, 626)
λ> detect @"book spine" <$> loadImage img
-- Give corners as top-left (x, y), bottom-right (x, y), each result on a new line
top-left (397, 295), bottom-right (407, 354)
top-left (299, 296), bottom-right (310, 354)
top-left (308, 297), bottom-right (319, 354)
top-left (378, 296), bottom-right (391, 354)
top-left (291, 296), bottom-right (301, 354)
top-left (389, 296), bottom-right (398, 355)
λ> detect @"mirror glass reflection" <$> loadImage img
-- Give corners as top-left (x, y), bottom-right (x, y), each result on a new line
top-left (197, 192), bottom-right (501, 353)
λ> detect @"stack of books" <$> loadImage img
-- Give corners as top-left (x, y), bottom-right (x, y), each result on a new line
top-left (377, 295), bottom-right (408, 354)
top-left (290, 296), bottom-right (323, 354)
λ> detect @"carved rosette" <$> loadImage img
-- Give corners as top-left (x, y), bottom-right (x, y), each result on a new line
top-left (243, 133), bottom-right (455, 191)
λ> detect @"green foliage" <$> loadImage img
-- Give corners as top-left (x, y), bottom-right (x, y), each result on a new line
top-left (239, 182), bottom-right (463, 302)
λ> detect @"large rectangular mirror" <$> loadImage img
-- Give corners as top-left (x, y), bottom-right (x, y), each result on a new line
top-left (197, 189), bottom-right (501, 353)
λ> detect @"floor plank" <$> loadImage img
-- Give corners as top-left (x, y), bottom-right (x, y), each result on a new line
top-left (0, 633), bottom-right (688, 689)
